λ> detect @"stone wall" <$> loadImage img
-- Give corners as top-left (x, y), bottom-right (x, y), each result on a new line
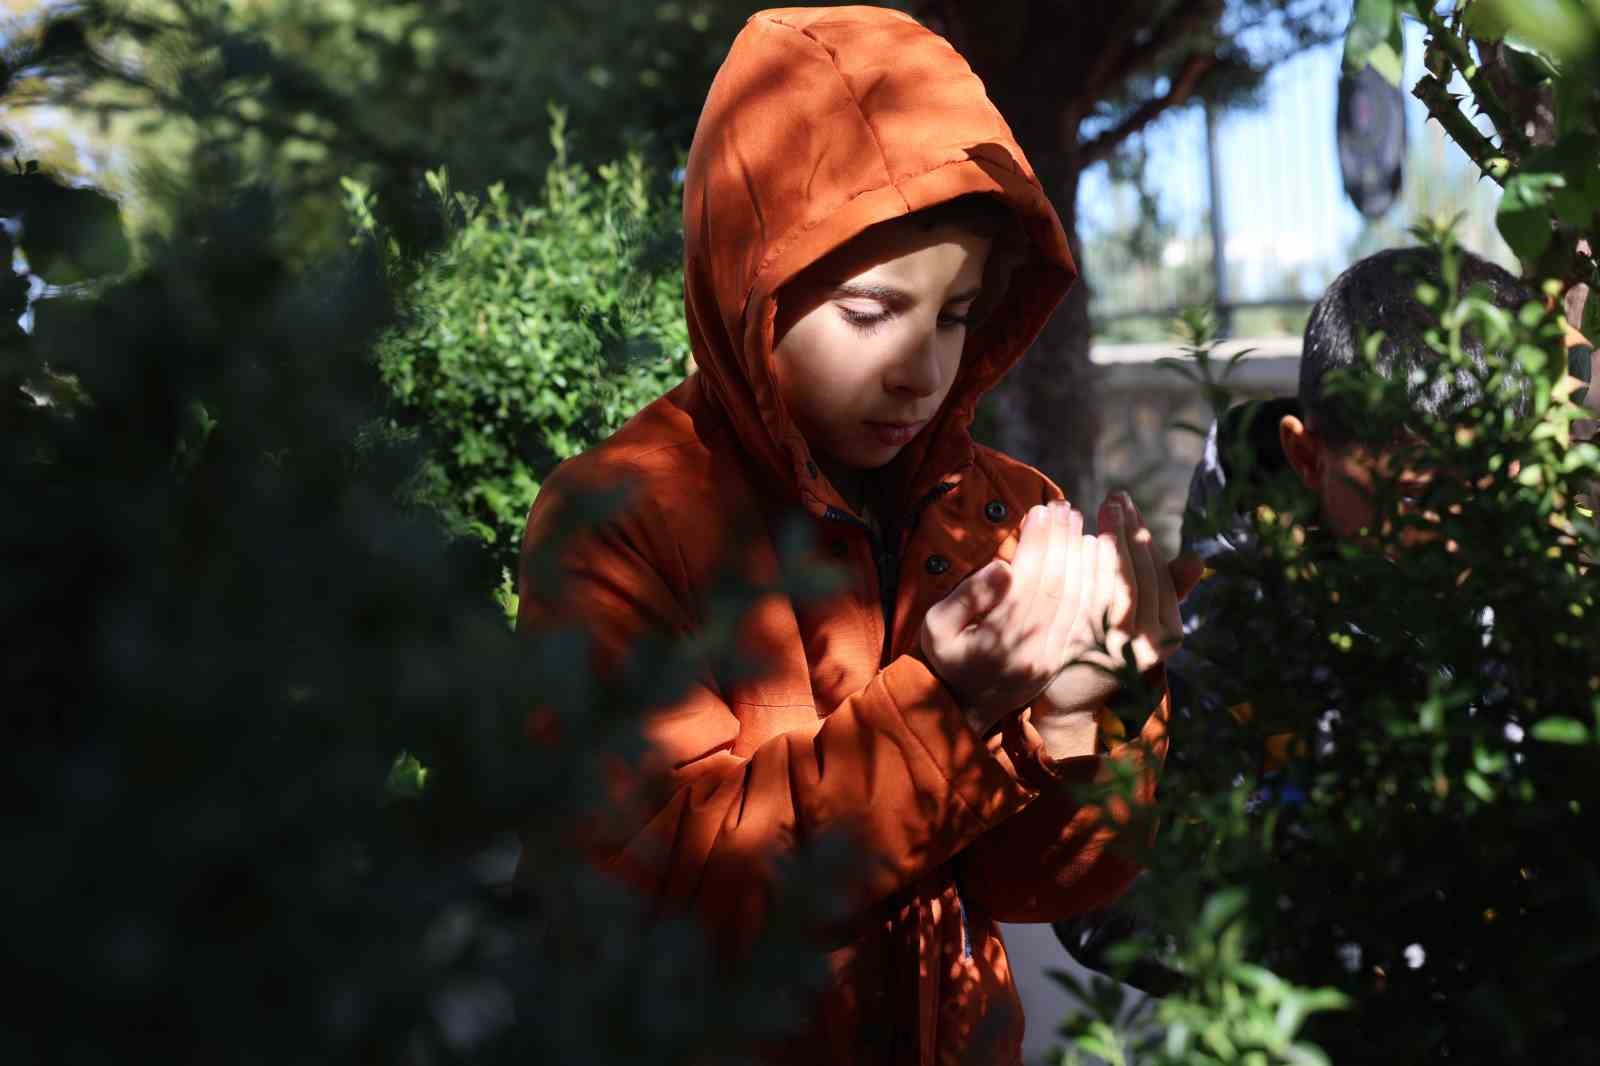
top-left (1090, 337), bottom-right (1301, 555)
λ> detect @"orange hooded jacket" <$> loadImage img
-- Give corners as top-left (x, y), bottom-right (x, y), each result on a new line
top-left (516, 7), bottom-right (1169, 1063)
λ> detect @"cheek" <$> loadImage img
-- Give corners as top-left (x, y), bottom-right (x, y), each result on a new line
top-left (931, 333), bottom-right (966, 390)
top-left (1321, 467), bottom-right (1377, 535)
top-left (775, 318), bottom-right (871, 420)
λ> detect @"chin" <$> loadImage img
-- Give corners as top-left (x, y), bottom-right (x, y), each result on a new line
top-left (854, 446), bottom-right (903, 470)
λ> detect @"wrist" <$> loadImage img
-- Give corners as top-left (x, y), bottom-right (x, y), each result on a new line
top-left (919, 650), bottom-right (990, 734)
top-left (1034, 708), bottom-right (1099, 761)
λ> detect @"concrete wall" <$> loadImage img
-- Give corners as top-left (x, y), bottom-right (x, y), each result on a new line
top-left (1090, 337), bottom-right (1300, 555)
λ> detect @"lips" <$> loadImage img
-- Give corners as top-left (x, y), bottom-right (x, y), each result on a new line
top-left (865, 420), bottom-right (927, 447)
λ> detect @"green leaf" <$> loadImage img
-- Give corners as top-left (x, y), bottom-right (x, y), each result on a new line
top-left (385, 750), bottom-right (430, 800)
top-left (1343, 0), bottom-right (1404, 84)
top-left (1501, 42), bottom-right (1561, 86)
top-left (1531, 717), bottom-right (1591, 744)
top-left (1525, 135), bottom-right (1600, 230)
top-left (1554, 69), bottom-right (1594, 138)
top-left (1498, 171), bottom-right (1564, 261)
top-left (1467, 0), bottom-right (1598, 61)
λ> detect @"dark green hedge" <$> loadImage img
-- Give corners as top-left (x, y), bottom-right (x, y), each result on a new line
top-left (367, 113), bottom-right (689, 566)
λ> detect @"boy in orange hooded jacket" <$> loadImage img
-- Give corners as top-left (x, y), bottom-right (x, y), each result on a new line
top-left (516, 8), bottom-right (1194, 1063)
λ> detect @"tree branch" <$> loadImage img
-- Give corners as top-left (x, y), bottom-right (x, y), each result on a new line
top-left (1075, 51), bottom-right (1216, 169)
top-left (1103, 0), bottom-right (1221, 97)
top-left (1412, 73), bottom-right (1507, 186)
top-left (1417, 6), bottom-right (1531, 162)
top-left (1068, 0), bottom-right (1222, 134)
top-left (1078, 5), bottom-right (1168, 100)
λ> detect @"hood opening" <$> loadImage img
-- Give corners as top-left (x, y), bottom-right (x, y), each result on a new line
top-left (682, 7), bottom-right (1078, 517)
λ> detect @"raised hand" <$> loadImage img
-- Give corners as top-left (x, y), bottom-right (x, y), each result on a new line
top-left (919, 500), bottom-right (1098, 736)
top-left (1038, 492), bottom-right (1185, 723)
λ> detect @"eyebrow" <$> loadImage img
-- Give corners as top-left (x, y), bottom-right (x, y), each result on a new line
top-left (830, 282), bottom-right (983, 304)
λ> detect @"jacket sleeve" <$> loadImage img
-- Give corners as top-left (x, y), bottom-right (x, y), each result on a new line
top-left (516, 465), bottom-right (1054, 955)
top-left (952, 695), bottom-right (1169, 923)
top-left (949, 473), bottom-right (1169, 923)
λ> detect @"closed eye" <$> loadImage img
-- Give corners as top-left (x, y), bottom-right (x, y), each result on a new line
top-left (837, 303), bottom-right (976, 334)
top-left (839, 306), bottom-right (891, 334)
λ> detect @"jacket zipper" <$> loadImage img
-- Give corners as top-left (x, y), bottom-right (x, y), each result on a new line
top-left (955, 884), bottom-right (973, 960)
top-left (825, 485), bottom-right (969, 962)
top-left (823, 482), bottom-right (957, 667)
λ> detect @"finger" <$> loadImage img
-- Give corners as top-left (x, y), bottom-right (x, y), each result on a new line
top-left (1098, 494), bottom-right (1137, 631)
top-left (1127, 497), bottom-right (1161, 639)
top-left (1007, 504), bottom-right (1052, 621)
top-left (1021, 502), bottom-right (1074, 672)
top-left (1044, 507), bottom-right (1089, 659)
top-left (1034, 502), bottom-right (1072, 616)
top-left (1077, 534), bottom-right (1119, 671)
top-left (1169, 554), bottom-right (1206, 602)
top-left (926, 558), bottom-right (1013, 639)
top-left (1155, 555), bottom-right (1183, 658)
top-left (1146, 536), bottom-right (1184, 661)
top-left (1038, 503), bottom-right (1071, 598)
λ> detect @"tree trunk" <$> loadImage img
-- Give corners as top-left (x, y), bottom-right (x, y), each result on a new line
top-left (928, 0), bottom-right (1103, 507)
top-left (989, 161), bottom-right (1100, 508)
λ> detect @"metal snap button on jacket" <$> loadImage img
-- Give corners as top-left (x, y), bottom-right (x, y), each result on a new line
top-left (984, 500), bottom-right (1008, 522)
top-left (924, 554), bottom-right (951, 575)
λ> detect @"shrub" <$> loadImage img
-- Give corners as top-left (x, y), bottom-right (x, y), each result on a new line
top-left (1056, 228), bottom-right (1600, 1065)
top-left (366, 110), bottom-right (689, 565)
top-left (4, 140), bottom-right (851, 1066)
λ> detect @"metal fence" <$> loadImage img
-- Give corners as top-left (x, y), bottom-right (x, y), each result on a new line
top-left (1079, 22), bottom-right (1511, 344)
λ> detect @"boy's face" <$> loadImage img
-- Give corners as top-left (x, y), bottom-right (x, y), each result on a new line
top-left (1279, 413), bottom-right (1445, 545)
top-left (772, 220), bottom-right (990, 474)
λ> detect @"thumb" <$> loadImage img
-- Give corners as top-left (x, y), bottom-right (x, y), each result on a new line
top-left (931, 558), bottom-right (1012, 635)
top-left (1169, 553), bottom-right (1206, 602)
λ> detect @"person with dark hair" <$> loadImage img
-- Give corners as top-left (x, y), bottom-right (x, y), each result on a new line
top-left (1054, 245), bottom-right (1561, 992)
top-left (1282, 246), bottom-right (1536, 541)
top-left (515, 8), bottom-right (1197, 1062)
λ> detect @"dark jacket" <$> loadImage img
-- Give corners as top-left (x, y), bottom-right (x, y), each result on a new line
top-left (1052, 397), bottom-right (1308, 993)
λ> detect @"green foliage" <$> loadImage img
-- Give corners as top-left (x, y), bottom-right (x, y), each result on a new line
top-left (364, 112), bottom-right (688, 563)
top-left (0, 0), bottom-right (745, 267)
top-left (4, 57), bottom-right (845, 1066)
top-left (1463, 0), bottom-right (1600, 66)
top-left (0, 162), bottom-right (131, 284)
top-left (1055, 890), bottom-right (1347, 1066)
top-left (1064, 226), bottom-right (1600, 1063)
top-left (1344, 0), bottom-right (1406, 86)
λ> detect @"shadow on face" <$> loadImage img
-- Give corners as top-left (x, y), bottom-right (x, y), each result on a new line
top-left (771, 216), bottom-right (995, 478)
top-left (1278, 412), bottom-right (1467, 548)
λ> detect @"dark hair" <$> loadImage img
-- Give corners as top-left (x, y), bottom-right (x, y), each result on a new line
top-left (904, 194), bottom-right (1024, 327)
top-left (1299, 247), bottom-right (1538, 446)
top-left (905, 193), bottom-right (1018, 241)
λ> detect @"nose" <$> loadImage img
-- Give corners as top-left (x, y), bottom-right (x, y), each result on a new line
top-left (883, 320), bottom-right (948, 399)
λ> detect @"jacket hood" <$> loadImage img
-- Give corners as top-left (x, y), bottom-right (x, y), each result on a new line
top-left (682, 5), bottom-right (1076, 514)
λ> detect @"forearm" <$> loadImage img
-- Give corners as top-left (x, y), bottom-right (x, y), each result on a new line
top-left (953, 684), bottom-right (1171, 923)
top-left (606, 655), bottom-right (1055, 957)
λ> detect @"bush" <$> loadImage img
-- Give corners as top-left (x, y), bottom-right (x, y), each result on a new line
top-left (4, 113), bottom-right (832, 1066)
top-left (366, 111), bottom-right (689, 565)
top-left (1056, 230), bottom-right (1600, 1065)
